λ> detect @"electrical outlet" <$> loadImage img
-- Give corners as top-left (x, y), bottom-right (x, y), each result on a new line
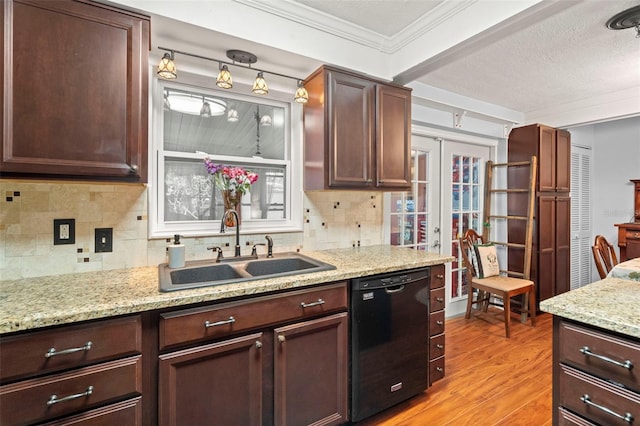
top-left (53, 219), bottom-right (75, 245)
top-left (95, 228), bottom-right (113, 253)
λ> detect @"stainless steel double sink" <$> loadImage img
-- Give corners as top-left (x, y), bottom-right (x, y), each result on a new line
top-left (158, 252), bottom-right (336, 292)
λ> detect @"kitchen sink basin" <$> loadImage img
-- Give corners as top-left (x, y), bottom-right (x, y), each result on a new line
top-left (158, 252), bottom-right (336, 292)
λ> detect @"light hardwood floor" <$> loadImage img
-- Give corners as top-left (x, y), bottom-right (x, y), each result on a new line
top-left (356, 310), bottom-right (553, 426)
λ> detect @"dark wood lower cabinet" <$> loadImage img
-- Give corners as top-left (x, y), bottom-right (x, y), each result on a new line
top-left (158, 333), bottom-right (263, 426)
top-left (274, 313), bottom-right (348, 426)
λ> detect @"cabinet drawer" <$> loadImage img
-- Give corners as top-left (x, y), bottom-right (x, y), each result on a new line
top-left (429, 333), bottom-right (445, 360)
top-left (0, 315), bottom-right (142, 383)
top-left (42, 396), bottom-right (142, 426)
top-left (557, 407), bottom-right (597, 426)
top-left (160, 282), bottom-right (348, 349)
top-left (0, 355), bottom-right (142, 426)
top-left (430, 287), bottom-right (445, 312)
top-left (558, 321), bottom-right (639, 392)
top-left (429, 356), bottom-right (445, 385)
top-left (626, 230), bottom-right (640, 241)
top-left (431, 264), bottom-right (445, 289)
top-left (559, 364), bottom-right (640, 426)
top-left (429, 310), bottom-right (445, 336)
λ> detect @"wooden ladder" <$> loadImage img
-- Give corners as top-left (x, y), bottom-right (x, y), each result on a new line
top-left (482, 156), bottom-right (537, 281)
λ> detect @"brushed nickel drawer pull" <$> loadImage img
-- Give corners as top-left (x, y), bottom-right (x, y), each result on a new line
top-left (300, 299), bottom-right (325, 308)
top-left (45, 342), bottom-right (92, 358)
top-left (205, 316), bottom-right (236, 328)
top-left (436, 367), bottom-right (444, 372)
top-left (580, 394), bottom-right (633, 423)
top-left (47, 386), bottom-right (93, 406)
top-left (436, 297), bottom-right (444, 302)
top-left (580, 346), bottom-right (633, 369)
top-left (436, 320), bottom-right (444, 325)
top-left (436, 274), bottom-right (444, 279)
top-left (436, 344), bottom-right (444, 349)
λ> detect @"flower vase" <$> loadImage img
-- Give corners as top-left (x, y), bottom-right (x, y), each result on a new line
top-left (222, 190), bottom-right (242, 227)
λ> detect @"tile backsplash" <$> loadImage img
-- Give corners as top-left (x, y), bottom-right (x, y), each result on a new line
top-left (0, 179), bottom-right (384, 280)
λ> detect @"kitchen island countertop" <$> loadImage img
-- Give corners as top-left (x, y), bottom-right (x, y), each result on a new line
top-left (539, 277), bottom-right (640, 338)
top-left (0, 245), bottom-right (453, 334)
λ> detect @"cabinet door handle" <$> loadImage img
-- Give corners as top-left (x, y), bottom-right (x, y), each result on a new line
top-left (204, 316), bottom-right (236, 328)
top-left (579, 346), bottom-right (633, 369)
top-left (436, 320), bottom-right (444, 326)
top-left (436, 274), bottom-right (444, 279)
top-left (580, 394), bottom-right (633, 424)
top-left (300, 299), bottom-right (325, 308)
top-left (277, 335), bottom-right (286, 343)
top-left (45, 341), bottom-right (92, 358)
top-left (436, 297), bottom-right (444, 302)
top-left (129, 164), bottom-right (138, 174)
top-left (47, 386), bottom-right (93, 406)
top-left (436, 344), bottom-right (444, 349)
top-left (255, 341), bottom-right (262, 349)
top-left (436, 367), bottom-right (444, 372)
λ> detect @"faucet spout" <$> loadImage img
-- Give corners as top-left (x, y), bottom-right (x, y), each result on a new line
top-left (220, 209), bottom-right (241, 257)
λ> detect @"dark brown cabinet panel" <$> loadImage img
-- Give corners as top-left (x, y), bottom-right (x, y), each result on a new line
top-left (1, 0), bottom-right (149, 181)
top-left (274, 313), bottom-right (348, 426)
top-left (158, 333), bottom-right (264, 426)
top-left (508, 123), bottom-right (571, 305)
top-left (303, 65), bottom-right (411, 190)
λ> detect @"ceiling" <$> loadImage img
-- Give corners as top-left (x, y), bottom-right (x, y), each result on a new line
top-left (112, 0), bottom-right (640, 128)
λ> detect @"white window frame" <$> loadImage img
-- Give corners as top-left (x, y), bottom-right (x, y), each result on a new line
top-left (149, 74), bottom-right (304, 239)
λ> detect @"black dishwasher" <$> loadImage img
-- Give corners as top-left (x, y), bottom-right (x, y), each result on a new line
top-left (350, 267), bottom-right (430, 422)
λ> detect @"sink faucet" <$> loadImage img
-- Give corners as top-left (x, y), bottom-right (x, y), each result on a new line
top-left (265, 235), bottom-right (273, 258)
top-left (220, 209), bottom-right (241, 257)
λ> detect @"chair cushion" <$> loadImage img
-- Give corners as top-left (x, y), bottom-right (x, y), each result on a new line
top-left (473, 275), bottom-right (534, 292)
top-left (473, 243), bottom-right (500, 278)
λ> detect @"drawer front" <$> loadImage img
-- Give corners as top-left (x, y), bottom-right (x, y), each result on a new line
top-left (625, 230), bottom-right (640, 241)
top-left (429, 333), bottom-right (445, 360)
top-left (558, 321), bottom-right (640, 392)
top-left (429, 287), bottom-right (445, 312)
top-left (557, 407), bottom-right (597, 426)
top-left (431, 264), bottom-right (445, 289)
top-left (160, 282), bottom-right (348, 349)
top-left (429, 310), bottom-right (445, 336)
top-left (559, 364), bottom-right (640, 426)
top-left (0, 315), bottom-right (142, 383)
top-left (429, 356), bottom-right (445, 385)
top-left (42, 396), bottom-right (142, 426)
top-left (0, 355), bottom-right (142, 426)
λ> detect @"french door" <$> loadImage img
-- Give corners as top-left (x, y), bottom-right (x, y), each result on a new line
top-left (442, 141), bottom-right (492, 317)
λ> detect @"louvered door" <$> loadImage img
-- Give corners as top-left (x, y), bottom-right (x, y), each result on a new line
top-left (570, 146), bottom-right (592, 289)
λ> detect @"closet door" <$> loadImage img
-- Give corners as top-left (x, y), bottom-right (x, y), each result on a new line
top-left (570, 147), bottom-right (593, 289)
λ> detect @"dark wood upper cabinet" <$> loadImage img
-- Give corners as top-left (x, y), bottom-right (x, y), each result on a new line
top-left (303, 65), bottom-right (411, 190)
top-left (1, 0), bottom-right (150, 181)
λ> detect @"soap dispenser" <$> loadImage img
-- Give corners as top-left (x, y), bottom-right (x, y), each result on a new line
top-left (168, 234), bottom-right (185, 269)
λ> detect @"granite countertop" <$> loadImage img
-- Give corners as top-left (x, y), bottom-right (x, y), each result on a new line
top-left (539, 277), bottom-right (640, 338)
top-left (0, 245), bottom-right (454, 334)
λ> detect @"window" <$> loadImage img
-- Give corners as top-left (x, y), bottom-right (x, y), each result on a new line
top-left (150, 80), bottom-right (303, 238)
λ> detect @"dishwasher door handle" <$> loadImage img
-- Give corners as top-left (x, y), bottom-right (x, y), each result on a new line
top-left (385, 284), bottom-right (406, 294)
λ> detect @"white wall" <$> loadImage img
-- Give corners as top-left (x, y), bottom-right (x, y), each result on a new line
top-left (570, 116), bottom-right (640, 260)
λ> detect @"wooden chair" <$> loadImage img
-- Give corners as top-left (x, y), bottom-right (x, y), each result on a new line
top-left (592, 235), bottom-right (618, 279)
top-left (459, 229), bottom-right (536, 338)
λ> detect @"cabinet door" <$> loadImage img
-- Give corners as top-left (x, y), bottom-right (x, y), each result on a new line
top-left (537, 194), bottom-right (557, 302)
top-left (538, 126), bottom-right (557, 191)
top-left (555, 196), bottom-right (571, 295)
top-left (158, 333), bottom-right (263, 426)
top-left (1, 0), bottom-right (149, 180)
top-left (274, 313), bottom-right (348, 426)
top-left (556, 130), bottom-right (571, 192)
top-left (327, 70), bottom-right (375, 187)
top-left (376, 84), bottom-right (411, 189)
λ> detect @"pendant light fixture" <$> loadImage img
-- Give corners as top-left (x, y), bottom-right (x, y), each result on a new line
top-left (294, 80), bottom-right (309, 103)
top-left (216, 64), bottom-right (233, 89)
top-left (157, 47), bottom-right (307, 103)
top-left (252, 72), bottom-right (269, 95)
top-left (157, 51), bottom-right (177, 79)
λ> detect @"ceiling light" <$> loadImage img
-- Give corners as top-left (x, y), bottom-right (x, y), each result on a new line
top-left (157, 52), bottom-right (177, 79)
top-left (294, 80), bottom-right (309, 103)
top-left (227, 107), bottom-right (239, 122)
top-left (252, 72), bottom-right (269, 95)
top-left (200, 100), bottom-right (212, 118)
top-left (606, 5), bottom-right (640, 38)
top-left (166, 91), bottom-right (226, 116)
top-left (216, 64), bottom-right (233, 89)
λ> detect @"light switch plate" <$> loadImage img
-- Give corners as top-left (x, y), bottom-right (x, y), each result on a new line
top-left (95, 228), bottom-right (113, 253)
top-left (53, 219), bottom-right (75, 245)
